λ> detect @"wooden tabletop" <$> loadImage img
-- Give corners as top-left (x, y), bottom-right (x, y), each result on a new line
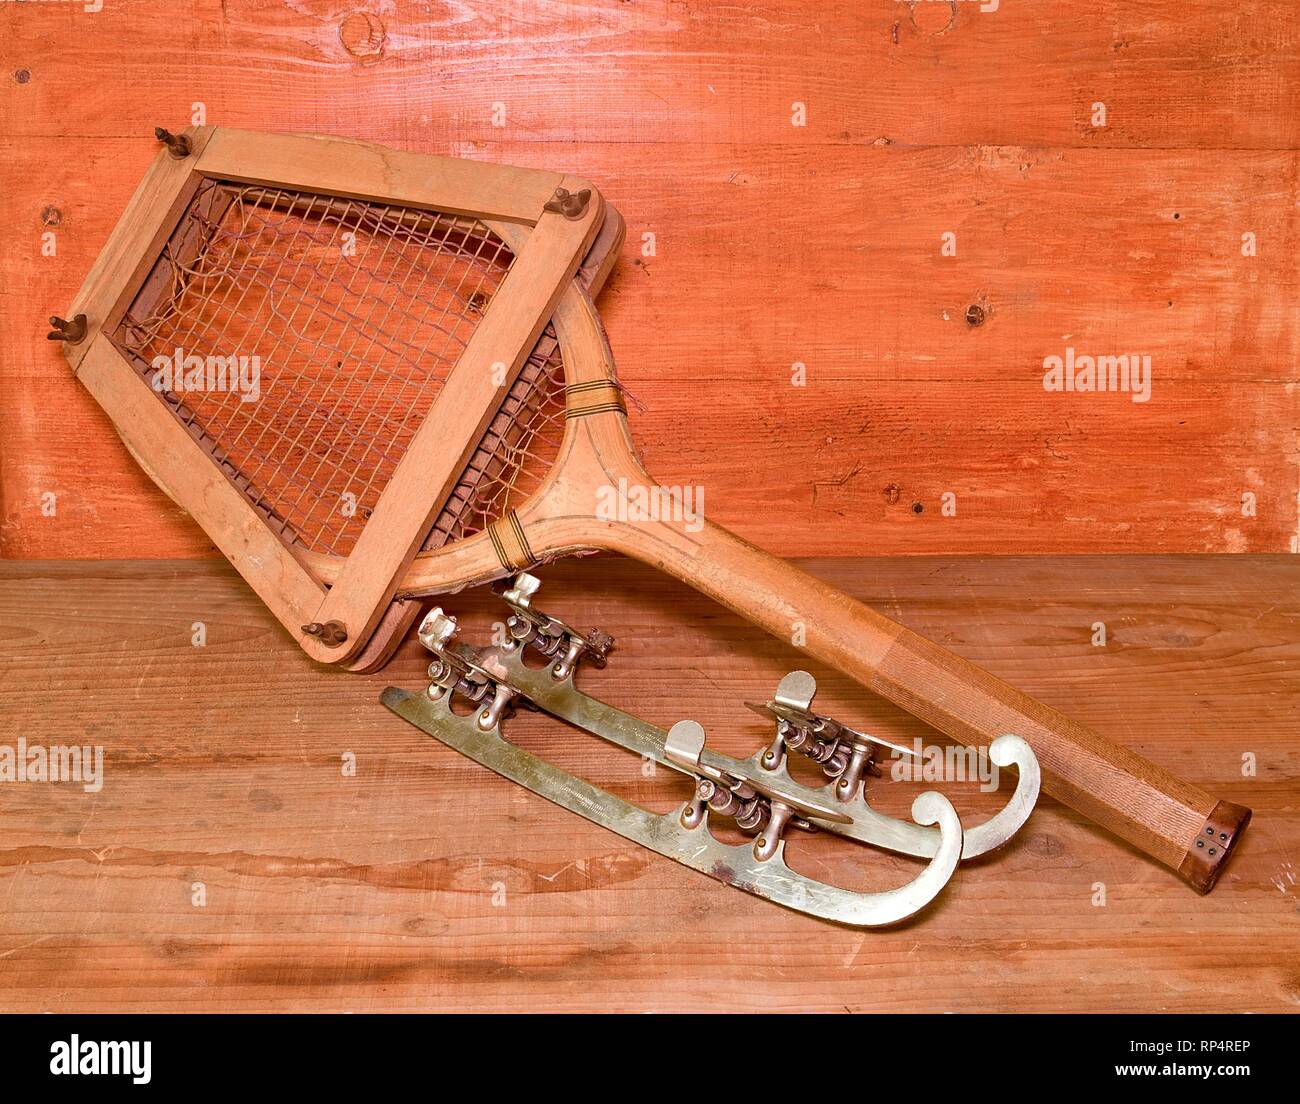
top-left (0, 555), bottom-right (1295, 1013)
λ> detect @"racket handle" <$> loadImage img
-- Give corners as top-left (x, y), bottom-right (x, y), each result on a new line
top-left (617, 517), bottom-right (1249, 891)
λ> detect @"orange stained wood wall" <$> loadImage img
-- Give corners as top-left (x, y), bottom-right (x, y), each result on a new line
top-left (1, 0), bottom-right (1297, 560)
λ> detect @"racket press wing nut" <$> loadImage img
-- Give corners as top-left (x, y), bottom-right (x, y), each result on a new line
top-left (382, 573), bottom-right (1041, 926)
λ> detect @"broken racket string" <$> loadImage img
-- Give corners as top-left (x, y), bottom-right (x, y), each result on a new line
top-left (382, 572), bottom-right (1040, 926)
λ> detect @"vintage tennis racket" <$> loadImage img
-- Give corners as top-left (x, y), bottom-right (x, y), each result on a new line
top-left (55, 128), bottom-right (1249, 892)
top-left (55, 127), bottom-right (614, 669)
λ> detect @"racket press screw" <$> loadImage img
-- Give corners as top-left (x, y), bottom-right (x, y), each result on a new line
top-left (302, 620), bottom-right (349, 647)
top-left (544, 187), bottom-right (592, 220)
top-left (46, 314), bottom-right (87, 343)
top-left (154, 127), bottom-right (192, 158)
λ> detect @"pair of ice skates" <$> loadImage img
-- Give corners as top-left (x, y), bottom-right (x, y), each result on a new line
top-left (384, 572), bottom-right (1040, 926)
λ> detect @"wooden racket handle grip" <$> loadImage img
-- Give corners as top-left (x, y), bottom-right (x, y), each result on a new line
top-left (872, 629), bottom-right (1249, 891)
top-left (618, 518), bottom-right (1249, 891)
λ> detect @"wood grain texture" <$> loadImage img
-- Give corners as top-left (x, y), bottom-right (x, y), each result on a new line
top-left (194, 126), bottom-right (572, 220)
top-left (2, 1), bottom-right (1298, 149)
top-left (3, 2), bottom-right (1298, 559)
top-left (0, 555), bottom-right (1295, 1013)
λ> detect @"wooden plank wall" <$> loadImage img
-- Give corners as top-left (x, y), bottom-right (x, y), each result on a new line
top-left (1, 0), bottom-right (1297, 559)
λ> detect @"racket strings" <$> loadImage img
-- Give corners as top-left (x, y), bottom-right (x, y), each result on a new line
top-left (424, 305), bottom-right (643, 549)
top-left (111, 179), bottom-right (514, 556)
top-left (425, 328), bottom-right (569, 548)
top-left (423, 319), bottom-right (640, 552)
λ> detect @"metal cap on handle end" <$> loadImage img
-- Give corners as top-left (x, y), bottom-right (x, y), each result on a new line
top-left (1178, 800), bottom-right (1252, 894)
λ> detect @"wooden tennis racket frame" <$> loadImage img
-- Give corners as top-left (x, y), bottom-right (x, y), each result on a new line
top-left (58, 126), bottom-right (604, 665)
